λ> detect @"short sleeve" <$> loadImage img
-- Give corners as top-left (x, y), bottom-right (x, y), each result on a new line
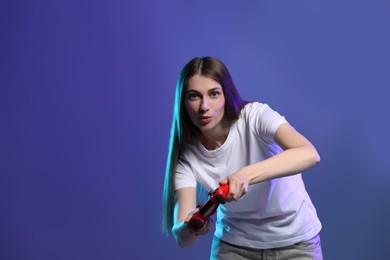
top-left (245, 102), bottom-right (287, 144)
top-left (174, 158), bottom-right (197, 191)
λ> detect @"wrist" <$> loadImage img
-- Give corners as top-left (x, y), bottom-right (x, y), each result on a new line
top-left (172, 221), bottom-right (197, 247)
top-left (242, 164), bottom-right (262, 185)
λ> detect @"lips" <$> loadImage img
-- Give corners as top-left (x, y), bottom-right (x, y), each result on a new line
top-left (199, 116), bottom-right (212, 125)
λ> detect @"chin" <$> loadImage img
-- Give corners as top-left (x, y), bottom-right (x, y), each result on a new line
top-left (199, 124), bottom-right (215, 133)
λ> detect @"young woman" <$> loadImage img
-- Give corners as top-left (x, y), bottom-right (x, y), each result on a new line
top-left (162, 56), bottom-right (323, 259)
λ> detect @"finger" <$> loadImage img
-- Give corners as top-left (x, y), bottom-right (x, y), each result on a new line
top-left (226, 179), bottom-right (247, 202)
top-left (194, 218), bottom-right (213, 236)
top-left (230, 180), bottom-right (240, 201)
top-left (205, 218), bottom-right (213, 228)
top-left (219, 178), bottom-right (228, 186)
top-left (224, 179), bottom-right (234, 201)
top-left (184, 208), bottom-right (199, 224)
top-left (232, 176), bottom-right (249, 197)
top-left (196, 225), bottom-right (211, 236)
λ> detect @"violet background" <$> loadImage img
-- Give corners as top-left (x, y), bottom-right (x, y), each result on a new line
top-left (1, 1), bottom-right (389, 259)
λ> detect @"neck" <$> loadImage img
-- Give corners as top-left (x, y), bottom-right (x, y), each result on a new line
top-left (199, 123), bottom-right (229, 151)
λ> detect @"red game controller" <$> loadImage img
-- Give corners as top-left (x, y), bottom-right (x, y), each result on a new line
top-left (187, 184), bottom-right (229, 231)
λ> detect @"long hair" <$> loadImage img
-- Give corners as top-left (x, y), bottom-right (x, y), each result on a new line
top-left (161, 57), bottom-right (247, 235)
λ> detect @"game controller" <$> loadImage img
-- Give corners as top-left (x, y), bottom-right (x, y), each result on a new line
top-left (187, 184), bottom-right (229, 231)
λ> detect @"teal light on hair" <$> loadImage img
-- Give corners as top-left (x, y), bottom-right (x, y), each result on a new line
top-left (161, 76), bottom-right (184, 235)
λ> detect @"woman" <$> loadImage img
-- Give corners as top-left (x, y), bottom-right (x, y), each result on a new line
top-left (162, 56), bottom-right (323, 259)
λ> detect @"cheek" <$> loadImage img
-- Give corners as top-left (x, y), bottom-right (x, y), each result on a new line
top-left (216, 99), bottom-right (225, 114)
top-left (185, 101), bottom-right (196, 113)
top-left (184, 102), bottom-right (197, 120)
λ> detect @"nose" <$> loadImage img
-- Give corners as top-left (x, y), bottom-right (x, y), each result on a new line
top-left (200, 98), bottom-right (210, 112)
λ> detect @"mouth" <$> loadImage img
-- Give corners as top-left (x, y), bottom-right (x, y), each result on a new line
top-left (199, 116), bottom-right (212, 125)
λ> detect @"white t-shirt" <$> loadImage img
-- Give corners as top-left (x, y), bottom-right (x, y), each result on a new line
top-left (175, 102), bottom-right (322, 249)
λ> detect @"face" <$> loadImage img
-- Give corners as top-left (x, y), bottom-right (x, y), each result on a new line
top-left (184, 74), bottom-right (226, 137)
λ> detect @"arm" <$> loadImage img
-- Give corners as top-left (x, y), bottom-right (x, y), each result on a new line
top-left (172, 187), bottom-right (212, 247)
top-left (221, 123), bottom-right (320, 201)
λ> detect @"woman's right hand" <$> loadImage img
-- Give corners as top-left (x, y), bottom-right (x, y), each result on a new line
top-left (173, 187), bottom-right (212, 247)
top-left (184, 209), bottom-right (213, 236)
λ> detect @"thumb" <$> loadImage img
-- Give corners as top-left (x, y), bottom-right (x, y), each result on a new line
top-left (219, 178), bottom-right (228, 186)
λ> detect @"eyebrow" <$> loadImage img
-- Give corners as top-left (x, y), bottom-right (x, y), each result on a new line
top-left (186, 87), bottom-right (223, 93)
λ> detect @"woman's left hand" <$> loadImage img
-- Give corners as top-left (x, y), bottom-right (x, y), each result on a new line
top-left (219, 173), bottom-right (249, 202)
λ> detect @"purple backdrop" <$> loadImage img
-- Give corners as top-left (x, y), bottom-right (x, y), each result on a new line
top-left (1, 0), bottom-right (389, 259)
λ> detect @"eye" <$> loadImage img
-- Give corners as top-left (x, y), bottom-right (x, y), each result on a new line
top-left (188, 93), bottom-right (199, 100)
top-left (210, 91), bottom-right (221, 97)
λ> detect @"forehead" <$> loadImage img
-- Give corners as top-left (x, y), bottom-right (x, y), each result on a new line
top-left (186, 75), bottom-right (222, 92)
